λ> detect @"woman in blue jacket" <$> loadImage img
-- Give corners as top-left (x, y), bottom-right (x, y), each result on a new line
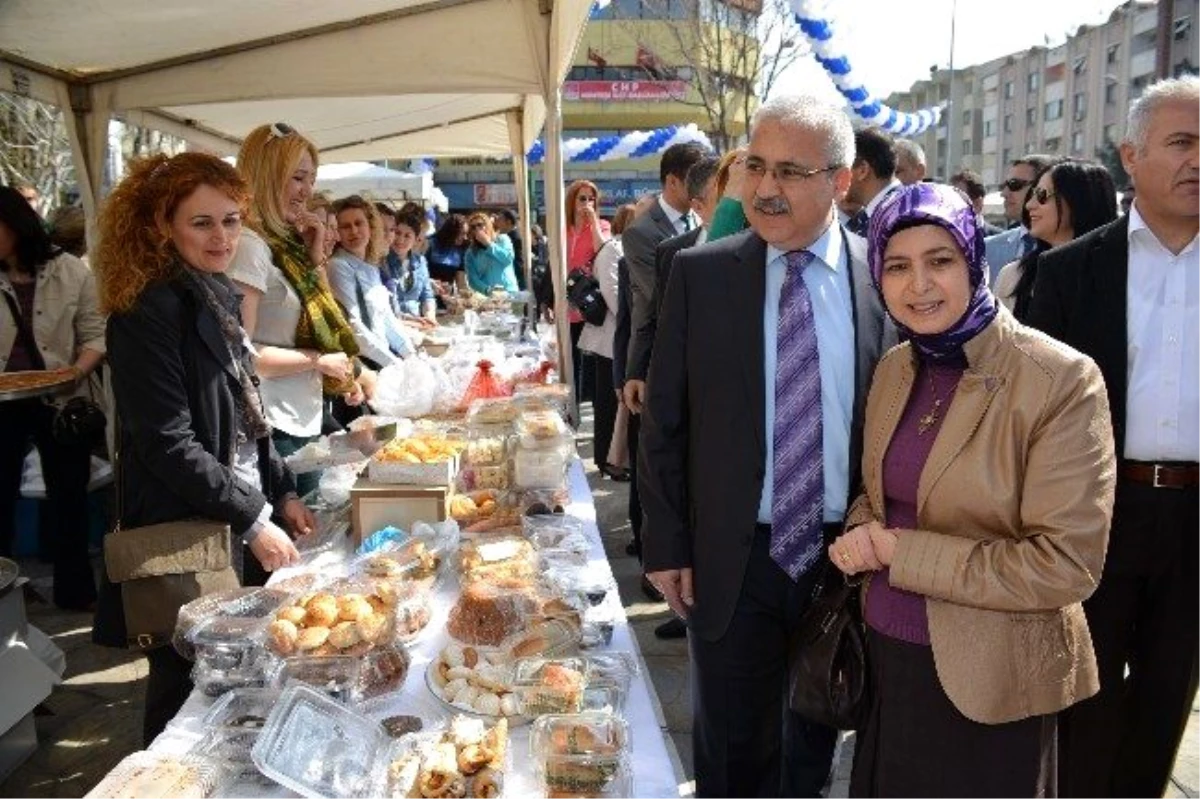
top-left (463, 212), bottom-right (518, 294)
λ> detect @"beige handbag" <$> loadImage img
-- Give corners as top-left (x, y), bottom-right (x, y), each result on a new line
top-left (104, 418), bottom-right (240, 650)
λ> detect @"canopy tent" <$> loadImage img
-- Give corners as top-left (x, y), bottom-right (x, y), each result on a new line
top-left (0, 0), bottom-right (591, 393)
top-left (315, 162), bottom-right (431, 204)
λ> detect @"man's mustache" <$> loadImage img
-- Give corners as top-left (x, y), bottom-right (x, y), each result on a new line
top-left (752, 196), bottom-right (790, 214)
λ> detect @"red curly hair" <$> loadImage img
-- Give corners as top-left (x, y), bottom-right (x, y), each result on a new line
top-left (95, 152), bottom-right (250, 314)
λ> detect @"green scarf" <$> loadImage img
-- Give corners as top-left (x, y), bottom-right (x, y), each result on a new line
top-left (267, 230), bottom-right (359, 395)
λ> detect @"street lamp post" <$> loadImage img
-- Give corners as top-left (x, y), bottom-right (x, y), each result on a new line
top-left (945, 0), bottom-right (958, 180)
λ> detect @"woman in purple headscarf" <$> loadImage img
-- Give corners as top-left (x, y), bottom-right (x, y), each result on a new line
top-left (826, 183), bottom-right (1117, 796)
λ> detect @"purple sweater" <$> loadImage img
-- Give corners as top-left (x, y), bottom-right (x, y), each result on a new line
top-left (864, 360), bottom-right (965, 646)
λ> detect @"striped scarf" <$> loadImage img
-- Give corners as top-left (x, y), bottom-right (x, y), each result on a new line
top-left (266, 231), bottom-right (359, 395)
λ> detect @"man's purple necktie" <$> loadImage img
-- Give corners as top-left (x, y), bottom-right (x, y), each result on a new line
top-left (771, 249), bottom-right (824, 580)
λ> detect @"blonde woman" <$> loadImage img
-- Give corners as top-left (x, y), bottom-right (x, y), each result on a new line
top-left (463, 212), bottom-right (518, 294)
top-left (329, 194), bottom-right (413, 369)
top-left (228, 123), bottom-right (363, 494)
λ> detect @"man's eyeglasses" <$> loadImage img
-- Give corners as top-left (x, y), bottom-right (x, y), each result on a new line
top-left (269, 122), bottom-right (296, 138)
top-left (1000, 177), bottom-right (1032, 192)
top-left (744, 159), bottom-right (838, 183)
top-left (1031, 187), bottom-right (1057, 205)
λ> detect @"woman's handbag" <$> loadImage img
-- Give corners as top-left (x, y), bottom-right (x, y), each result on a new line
top-left (788, 564), bottom-right (869, 730)
top-left (103, 417), bottom-right (240, 650)
top-left (566, 241), bottom-right (613, 326)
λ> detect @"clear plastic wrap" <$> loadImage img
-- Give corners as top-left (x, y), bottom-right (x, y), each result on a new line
top-left (369, 434), bottom-right (461, 485)
top-left (458, 461), bottom-right (512, 492)
top-left (522, 514), bottom-right (584, 545)
top-left (251, 684), bottom-right (387, 798)
top-left (425, 644), bottom-right (519, 720)
top-left (512, 657), bottom-right (590, 716)
top-left (464, 430), bottom-right (511, 466)
top-left (376, 716), bottom-right (510, 798)
top-left (466, 396), bottom-right (520, 427)
top-left (192, 727), bottom-right (267, 785)
top-left (457, 536), bottom-right (538, 584)
top-left (173, 586), bottom-right (290, 661)
top-left (318, 462), bottom-right (361, 505)
top-left (446, 581), bottom-right (540, 647)
top-left (84, 752), bottom-right (228, 799)
top-left (263, 579), bottom-right (399, 659)
top-left (358, 643), bottom-right (412, 700)
top-left (512, 383), bottom-right (573, 420)
top-left (530, 713), bottom-right (631, 798)
top-left (514, 410), bottom-right (571, 450)
top-left (540, 564), bottom-right (614, 608)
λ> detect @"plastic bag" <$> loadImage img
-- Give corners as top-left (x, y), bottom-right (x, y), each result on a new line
top-left (514, 360), bottom-right (555, 386)
top-left (458, 360), bottom-right (512, 411)
top-left (318, 462), bottom-right (361, 505)
top-left (372, 358), bottom-right (442, 419)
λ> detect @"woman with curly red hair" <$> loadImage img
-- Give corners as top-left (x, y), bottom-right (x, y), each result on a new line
top-left (93, 151), bottom-right (314, 745)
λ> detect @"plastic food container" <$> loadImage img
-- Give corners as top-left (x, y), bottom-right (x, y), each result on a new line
top-left (513, 446), bottom-right (570, 491)
top-left (530, 713), bottom-right (631, 798)
top-left (173, 586), bottom-right (290, 661)
top-left (263, 579), bottom-right (399, 659)
top-left (358, 643), bottom-right (412, 700)
top-left (202, 687), bottom-right (281, 730)
top-left (251, 684), bottom-right (388, 798)
top-left (515, 411), bottom-right (571, 450)
top-left (272, 655), bottom-right (363, 704)
top-left (465, 432), bottom-right (511, 466)
top-left (457, 536), bottom-right (538, 584)
top-left (193, 727), bottom-right (268, 785)
top-left (513, 657), bottom-right (591, 716)
top-left (467, 396), bottom-right (520, 426)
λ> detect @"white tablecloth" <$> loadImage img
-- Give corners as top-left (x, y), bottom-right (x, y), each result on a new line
top-left (146, 460), bottom-right (681, 798)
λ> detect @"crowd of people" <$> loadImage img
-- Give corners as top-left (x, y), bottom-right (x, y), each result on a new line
top-left (0, 71), bottom-right (1194, 798)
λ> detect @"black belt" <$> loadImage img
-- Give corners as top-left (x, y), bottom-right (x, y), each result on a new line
top-left (1120, 461), bottom-right (1199, 489)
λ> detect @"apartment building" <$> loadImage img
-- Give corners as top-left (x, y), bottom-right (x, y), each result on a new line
top-left (886, 0), bottom-right (1198, 186)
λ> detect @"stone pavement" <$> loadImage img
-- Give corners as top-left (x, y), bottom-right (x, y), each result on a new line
top-left (1, 403), bottom-right (1197, 797)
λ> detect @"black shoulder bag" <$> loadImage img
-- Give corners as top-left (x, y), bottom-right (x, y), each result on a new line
top-left (566, 241), bottom-right (613, 326)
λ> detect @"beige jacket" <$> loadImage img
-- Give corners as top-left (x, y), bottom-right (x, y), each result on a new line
top-left (846, 306), bottom-right (1116, 724)
top-left (0, 252), bottom-right (107, 406)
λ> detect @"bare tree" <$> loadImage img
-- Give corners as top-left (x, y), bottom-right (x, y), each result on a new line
top-left (0, 93), bottom-right (74, 215)
top-left (621, 0), bottom-right (805, 152)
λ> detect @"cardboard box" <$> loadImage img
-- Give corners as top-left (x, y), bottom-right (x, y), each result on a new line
top-left (350, 478), bottom-right (450, 547)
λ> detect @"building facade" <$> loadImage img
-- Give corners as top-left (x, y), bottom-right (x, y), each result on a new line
top-left (436, 0), bottom-right (760, 218)
top-left (886, 0), bottom-right (1198, 186)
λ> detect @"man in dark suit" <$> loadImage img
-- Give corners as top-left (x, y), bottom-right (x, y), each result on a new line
top-left (842, 126), bottom-right (900, 237)
top-left (1027, 75), bottom-right (1198, 798)
top-left (622, 142), bottom-right (708, 413)
top-left (640, 95), bottom-right (890, 797)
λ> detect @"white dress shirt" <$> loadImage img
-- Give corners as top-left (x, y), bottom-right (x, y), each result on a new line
top-left (1124, 204), bottom-right (1199, 461)
top-left (657, 195), bottom-right (697, 235)
top-left (864, 178), bottom-right (902, 218)
top-left (757, 220), bottom-right (856, 524)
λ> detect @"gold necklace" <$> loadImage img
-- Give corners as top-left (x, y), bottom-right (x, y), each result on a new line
top-left (917, 367), bottom-right (943, 436)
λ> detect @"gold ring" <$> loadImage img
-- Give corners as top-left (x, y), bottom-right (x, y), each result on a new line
top-left (840, 552), bottom-right (851, 565)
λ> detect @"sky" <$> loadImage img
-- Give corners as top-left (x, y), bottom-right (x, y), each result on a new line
top-left (773, 0), bottom-right (1135, 106)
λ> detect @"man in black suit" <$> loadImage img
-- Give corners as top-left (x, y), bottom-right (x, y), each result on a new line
top-left (622, 142), bottom-right (708, 413)
top-left (640, 95), bottom-right (890, 797)
top-left (842, 126), bottom-right (900, 237)
top-left (1027, 75), bottom-right (1199, 798)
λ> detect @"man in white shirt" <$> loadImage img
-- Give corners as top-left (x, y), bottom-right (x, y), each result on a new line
top-left (1028, 75), bottom-right (1199, 799)
top-left (843, 127), bottom-right (901, 237)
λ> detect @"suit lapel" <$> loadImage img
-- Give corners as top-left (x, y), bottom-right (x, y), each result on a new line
top-left (730, 233), bottom-right (768, 457)
top-left (916, 369), bottom-right (1002, 517)
top-left (1087, 217), bottom-right (1129, 437)
top-left (188, 291), bottom-right (241, 384)
top-left (649, 203), bottom-right (678, 240)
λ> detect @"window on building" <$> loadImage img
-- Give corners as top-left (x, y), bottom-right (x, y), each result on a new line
top-left (1028, 72), bottom-right (1040, 91)
top-left (1045, 137), bottom-right (1061, 153)
top-left (1002, 147), bottom-right (1012, 166)
top-left (1107, 44), bottom-right (1120, 64)
top-left (1045, 99), bottom-right (1063, 120)
top-left (1073, 92), bottom-right (1088, 119)
top-left (1175, 17), bottom-right (1192, 40)
top-left (1004, 80), bottom-right (1014, 99)
top-left (962, 110), bottom-right (972, 126)
top-left (1072, 131), bottom-right (1085, 153)
top-left (1003, 114), bottom-right (1013, 133)
top-left (1027, 107), bottom-right (1038, 125)
top-left (1175, 59), bottom-right (1199, 77)
top-left (984, 119), bottom-right (995, 138)
top-left (1106, 82), bottom-right (1118, 104)
top-left (1073, 55), bottom-right (1087, 74)
top-left (1025, 140), bottom-right (1036, 154)
top-left (1104, 123), bottom-right (1118, 143)
top-left (962, 138), bottom-right (974, 154)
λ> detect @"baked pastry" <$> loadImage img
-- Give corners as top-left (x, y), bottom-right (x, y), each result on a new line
top-left (446, 583), bottom-right (537, 646)
top-left (328, 621), bottom-right (362, 650)
top-left (471, 767), bottom-right (503, 798)
top-left (296, 626), bottom-right (330, 651)
top-left (337, 594), bottom-right (375, 623)
top-left (267, 619), bottom-right (299, 656)
top-left (276, 605), bottom-right (308, 626)
top-left (303, 594), bottom-right (339, 627)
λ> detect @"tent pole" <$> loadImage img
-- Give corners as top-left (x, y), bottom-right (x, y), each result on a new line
top-left (56, 81), bottom-right (111, 251)
top-left (507, 111), bottom-right (536, 326)
top-left (542, 89), bottom-right (575, 417)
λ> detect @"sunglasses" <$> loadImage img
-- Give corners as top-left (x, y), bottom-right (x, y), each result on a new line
top-left (1032, 187), bottom-right (1057, 205)
top-left (269, 122), bottom-right (296, 138)
top-left (1000, 177), bottom-right (1032, 192)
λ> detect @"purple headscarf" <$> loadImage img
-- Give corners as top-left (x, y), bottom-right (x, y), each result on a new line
top-left (867, 182), bottom-right (998, 364)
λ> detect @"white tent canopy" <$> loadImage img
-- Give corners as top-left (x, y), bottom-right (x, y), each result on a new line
top-left (316, 162), bottom-right (430, 203)
top-left (0, 0), bottom-right (589, 388)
